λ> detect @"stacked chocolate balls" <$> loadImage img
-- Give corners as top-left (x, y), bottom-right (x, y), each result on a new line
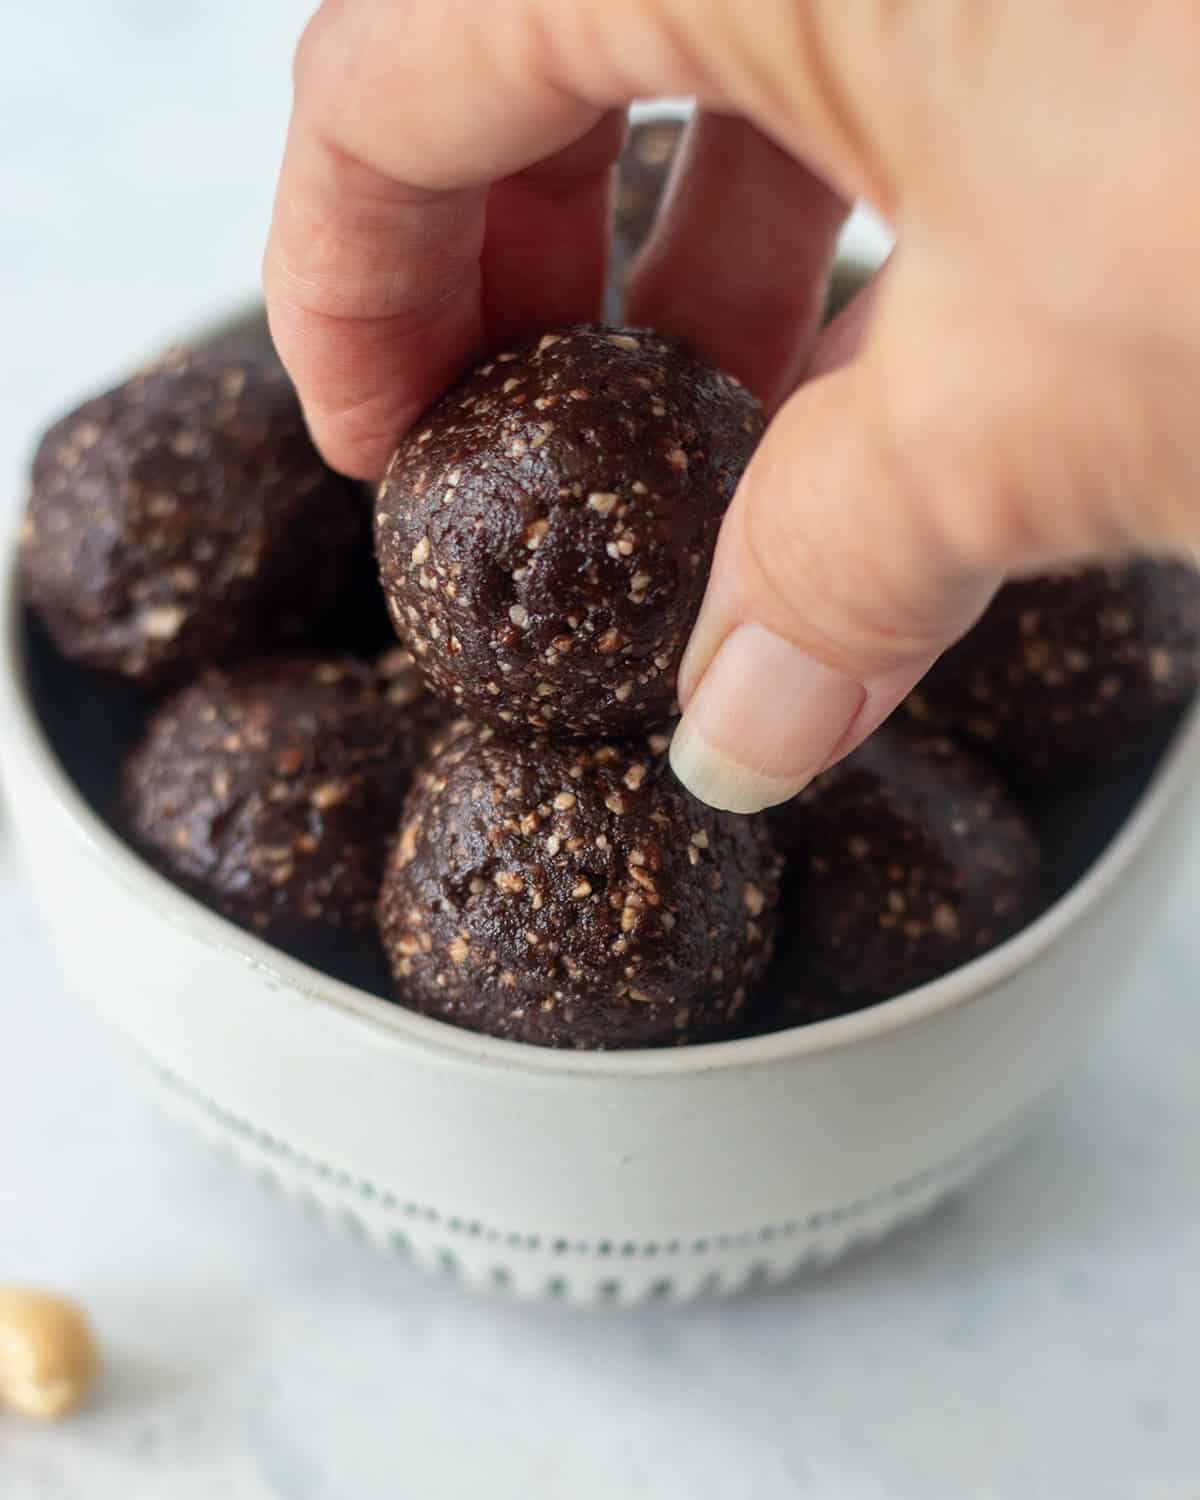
top-left (367, 321), bottom-right (1055, 1045)
top-left (370, 325), bottom-right (783, 1046)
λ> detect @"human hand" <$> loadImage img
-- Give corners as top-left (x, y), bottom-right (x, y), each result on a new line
top-left (265, 0), bottom-right (1200, 812)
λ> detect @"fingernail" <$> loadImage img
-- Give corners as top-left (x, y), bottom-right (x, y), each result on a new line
top-left (668, 624), bottom-right (865, 813)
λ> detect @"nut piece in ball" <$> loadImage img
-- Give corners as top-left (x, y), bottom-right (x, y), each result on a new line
top-left (122, 653), bottom-right (442, 949)
top-left (20, 348), bottom-right (364, 685)
top-left (379, 722), bottom-right (781, 1048)
top-left (375, 325), bottom-right (763, 737)
top-left (906, 561), bottom-right (1200, 782)
top-left (755, 726), bottom-right (1041, 1031)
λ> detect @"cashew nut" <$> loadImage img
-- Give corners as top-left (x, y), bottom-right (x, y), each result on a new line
top-left (0, 1288), bottom-right (98, 1419)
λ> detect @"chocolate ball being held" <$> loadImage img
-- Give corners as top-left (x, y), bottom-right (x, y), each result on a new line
top-left (20, 348), bottom-right (363, 686)
top-left (122, 653), bottom-right (442, 948)
top-left (755, 726), bottom-right (1041, 1032)
top-left (905, 561), bottom-right (1200, 783)
top-left (375, 325), bottom-right (764, 737)
top-left (378, 722), bottom-right (781, 1049)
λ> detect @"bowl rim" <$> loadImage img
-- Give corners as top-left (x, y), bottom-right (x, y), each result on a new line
top-left (5, 541), bottom-right (1199, 1083)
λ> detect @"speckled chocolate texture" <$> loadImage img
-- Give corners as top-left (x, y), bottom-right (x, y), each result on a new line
top-left (122, 653), bottom-right (442, 947)
top-left (20, 348), bottom-right (363, 686)
top-left (378, 721), bottom-right (781, 1048)
top-left (755, 726), bottom-right (1040, 1031)
top-left (375, 325), bottom-right (763, 737)
top-left (906, 561), bottom-right (1200, 782)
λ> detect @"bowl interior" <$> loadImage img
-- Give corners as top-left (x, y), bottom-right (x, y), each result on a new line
top-left (14, 577), bottom-right (1172, 997)
top-left (3, 295), bottom-right (1193, 1077)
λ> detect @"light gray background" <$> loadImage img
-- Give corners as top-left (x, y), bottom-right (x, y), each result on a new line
top-left (2, 6), bottom-right (1199, 1496)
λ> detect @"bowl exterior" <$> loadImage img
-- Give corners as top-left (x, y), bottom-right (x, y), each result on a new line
top-left (4, 96), bottom-right (1186, 1303)
top-left (5, 679), bottom-right (1197, 1305)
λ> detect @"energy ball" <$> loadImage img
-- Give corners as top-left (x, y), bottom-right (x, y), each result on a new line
top-left (906, 561), bottom-right (1200, 782)
top-left (122, 653), bottom-right (441, 947)
top-left (378, 722), bottom-right (781, 1049)
top-left (375, 325), bottom-right (763, 737)
top-left (20, 348), bottom-right (363, 686)
top-left (754, 726), bottom-right (1040, 1032)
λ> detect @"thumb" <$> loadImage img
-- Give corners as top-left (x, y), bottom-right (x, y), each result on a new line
top-left (669, 266), bottom-right (1001, 814)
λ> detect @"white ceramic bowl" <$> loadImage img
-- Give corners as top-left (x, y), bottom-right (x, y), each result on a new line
top-left (5, 134), bottom-right (1198, 1301)
top-left (5, 536), bottom-right (1200, 1305)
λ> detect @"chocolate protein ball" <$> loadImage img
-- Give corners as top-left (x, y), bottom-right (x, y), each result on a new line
top-left (122, 653), bottom-right (441, 948)
top-left (375, 325), bottom-right (763, 737)
top-left (378, 721), bottom-right (781, 1048)
top-left (754, 726), bottom-right (1040, 1032)
top-left (906, 561), bottom-right (1200, 783)
top-left (21, 347), bottom-right (363, 686)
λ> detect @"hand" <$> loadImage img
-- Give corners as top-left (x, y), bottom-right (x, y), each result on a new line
top-left (265, 0), bottom-right (1200, 813)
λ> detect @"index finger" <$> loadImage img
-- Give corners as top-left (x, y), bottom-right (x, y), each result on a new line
top-left (264, 2), bottom-right (612, 477)
top-left (264, 0), bottom-right (872, 478)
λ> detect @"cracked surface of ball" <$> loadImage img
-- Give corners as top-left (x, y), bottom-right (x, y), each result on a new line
top-left (906, 561), bottom-right (1200, 782)
top-left (756, 726), bottom-right (1041, 1032)
top-left (378, 721), bottom-right (781, 1048)
top-left (122, 653), bottom-right (441, 946)
top-left (21, 348), bottom-right (363, 685)
top-left (375, 325), bottom-right (763, 737)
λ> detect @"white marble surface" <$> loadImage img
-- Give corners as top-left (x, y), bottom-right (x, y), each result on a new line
top-left (4, 6), bottom-right (1200, 1496)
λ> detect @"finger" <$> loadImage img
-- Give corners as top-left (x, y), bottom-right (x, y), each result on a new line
top-left (265, 0), bottom-right (886, 480)
top-left (673, 249), bottom-right (894, 715)
top-left (805, 253), bottom-right (891, 379)
top-left (626, 111), bottom-right (849, 410)
top-left (667, 242), bottom-right (1200, 814)
top-left (669, 258), bottom-right (1006, 814)
top-left (482, 112), bottom-right (628, 349)
top-left (263, 142), bottom-right (488, 479)
top-left (668, 366), bottom-right (996, 813)
top-left (264, 0), bottom-right (607, 478)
